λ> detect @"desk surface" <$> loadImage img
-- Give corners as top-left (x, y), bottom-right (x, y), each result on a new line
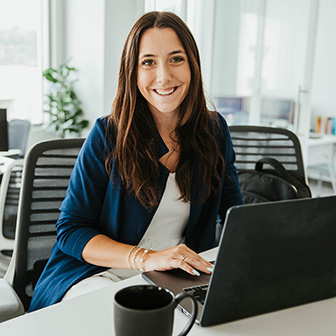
top-left (1, 248), bottom-right (336, 336)
top-left (307, 134), bottom-right (336, 146)
top-left (0, 155), bottom-right (15, 174)
top-left (0, 149), bottom-right (21, 157)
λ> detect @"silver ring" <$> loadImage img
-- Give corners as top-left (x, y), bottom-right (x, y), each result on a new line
top-left (181, 255), bottom-right (187, 261)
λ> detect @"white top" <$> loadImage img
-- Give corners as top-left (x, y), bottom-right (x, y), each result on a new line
top-left (108, 172), bottom-right (190, 279)
top-left (138, 172), bottom-right (190, 250)
top-left (62, 172), bottom-right (190, 300)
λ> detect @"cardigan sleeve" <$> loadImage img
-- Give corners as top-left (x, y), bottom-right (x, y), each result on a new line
top-left (55, 117), bottom-right (111, 262)
top-left (217, 114), bottom-right (244, 222)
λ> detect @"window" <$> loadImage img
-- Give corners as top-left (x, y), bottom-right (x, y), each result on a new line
top-left (145, 0), bottom-right (186, 17)
top-left (145, 0), bottom-right (314, 129)
top-left (0, 0), bottom-right (47, 123)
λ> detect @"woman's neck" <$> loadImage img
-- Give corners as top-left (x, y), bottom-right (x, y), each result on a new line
top-left (150, 105), bottom-right (179, 134)
top-left (150, 110), bottom-right (180, 173)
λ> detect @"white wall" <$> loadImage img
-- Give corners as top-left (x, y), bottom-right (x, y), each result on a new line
top-left (62, 0), bottom-right (143, 136)
top-left (103, 0), bottom-right (144, 117)
top-left (64, 0), bottom-right (105, 136)
top-left (211, 0), bottom-right (241, 97)
top-left (311, 0), bottom-right (336, 124)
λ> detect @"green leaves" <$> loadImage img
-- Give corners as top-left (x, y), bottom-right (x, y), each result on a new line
top-left (42, 60), bottom-right (89, 138)
top-left (43, 68), bottom-right (58, 83)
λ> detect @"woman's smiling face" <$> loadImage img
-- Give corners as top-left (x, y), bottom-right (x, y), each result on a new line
top-left (137, 27), bottom-right (191, 118)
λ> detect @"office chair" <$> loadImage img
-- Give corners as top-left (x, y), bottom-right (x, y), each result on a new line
top-left (8, 119), bottom-right (31, 158)
top-left (229, 125), bottom-right (308, 185)
top-left (227, 125), bottom-right (313, 207)
top-left (0, 138), bottom-right (84, 322)
top-left (0, 160), bottom-right (24, 277)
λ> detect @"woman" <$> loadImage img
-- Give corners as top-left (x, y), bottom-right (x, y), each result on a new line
top-left (29, 11), bottom-right (243, 312)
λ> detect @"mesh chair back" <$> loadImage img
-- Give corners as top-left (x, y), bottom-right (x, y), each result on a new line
top-left (8, 119), bottom-right (31, 157)
top-left (13, 138), bottom-right (84, 310)
top-left (229, 125), bottom-right (306, 184)
top-left (0, 159), bottom-right (24, 253)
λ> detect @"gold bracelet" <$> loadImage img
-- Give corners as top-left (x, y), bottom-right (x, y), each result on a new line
top-left (127, 246), bottom-right (137, 269)
top-left (131, 247), bottom-right (143, 270)
top-left (139, 248), bottom-right (152, 272)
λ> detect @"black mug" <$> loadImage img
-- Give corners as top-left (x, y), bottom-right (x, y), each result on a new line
top-left (114, 285), bottom-right (198, 336)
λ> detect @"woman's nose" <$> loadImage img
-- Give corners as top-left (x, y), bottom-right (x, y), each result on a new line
top-left (156, 63), bottom-right (172, 84)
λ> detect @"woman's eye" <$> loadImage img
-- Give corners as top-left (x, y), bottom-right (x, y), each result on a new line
top-left (142, 59), bottom-right (155, 67)
top-left (171, 56), bottom-right (184, 63)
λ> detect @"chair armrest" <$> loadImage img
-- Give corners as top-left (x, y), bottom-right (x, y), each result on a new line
top-left (0, 279), bottom-right (24, 323)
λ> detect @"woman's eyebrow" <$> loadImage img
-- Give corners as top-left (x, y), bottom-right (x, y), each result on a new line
top-left (139, 50), bottom-right (186, 59)
top-left (139, 53), bottom-right (156, 58)
top-left (169, 50), bottom-right (185, 55)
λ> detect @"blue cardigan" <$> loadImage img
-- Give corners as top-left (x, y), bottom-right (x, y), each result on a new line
top-left (29, 114), bottom-right (243, 312)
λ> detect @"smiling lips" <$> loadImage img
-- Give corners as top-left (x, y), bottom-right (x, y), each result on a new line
top-left (154, 87), bottom-right (177, 96)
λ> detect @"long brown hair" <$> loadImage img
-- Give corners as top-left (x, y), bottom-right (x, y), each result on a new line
top-left (106, 11), bottom-right (223, 208)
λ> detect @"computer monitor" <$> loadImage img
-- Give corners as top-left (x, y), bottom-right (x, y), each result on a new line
top-left (214, 96), bottom-right (249, 125)
top-left (260, 97), bottom-right (295, 127)
top-left (0, 108), bottom-right (9, 151)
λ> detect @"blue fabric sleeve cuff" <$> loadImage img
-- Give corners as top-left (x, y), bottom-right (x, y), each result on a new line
top-left (71, 229), bottom-right (100, 262)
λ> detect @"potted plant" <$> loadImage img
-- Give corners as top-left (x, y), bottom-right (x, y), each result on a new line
top-left (42, 60), bottom-right (89, 138)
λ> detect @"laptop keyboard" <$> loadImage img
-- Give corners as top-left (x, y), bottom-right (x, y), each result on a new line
top-left (183, 284), bottom-right (209, 305)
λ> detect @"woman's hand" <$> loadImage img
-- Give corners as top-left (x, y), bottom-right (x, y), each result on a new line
top-left (140, 244), bottom-right (213, 276)
top-left (82, 236), bottom-right (213, 275)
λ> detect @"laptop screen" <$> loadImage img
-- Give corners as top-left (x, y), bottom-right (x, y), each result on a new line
top-left (0, 108), bottom-right (9, 151)
top-left (143, 196), bottom-right (336, 327)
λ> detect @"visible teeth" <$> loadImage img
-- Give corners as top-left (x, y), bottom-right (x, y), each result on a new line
top-left (155, 88), bottom-right (175, 95)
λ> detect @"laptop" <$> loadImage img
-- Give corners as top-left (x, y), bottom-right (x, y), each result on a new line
top-left (143, 195), bottom-right (336, 327)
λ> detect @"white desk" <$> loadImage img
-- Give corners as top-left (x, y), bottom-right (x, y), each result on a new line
top-left (0, 149), bottom-right (22, 174)
top-left (1, 248), bottom-right (336, 336)
top-left (0, 156), bottom-right (15, 175)
top-left (307, 135), bottom-right (336, 159)
top-left (0, 149), bottom-right (21, 157)
top-left (306, 135), bottom-right (336, 193)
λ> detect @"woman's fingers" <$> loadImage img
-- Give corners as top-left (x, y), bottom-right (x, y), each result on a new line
top-left (178, 251), bottom-right (213, 276)
top-left (175, 244), bottom-right (213, 274)
top-left (178, 257), bottom-right (202, 276)
top-left (145, 244), bottom-right (213, 275)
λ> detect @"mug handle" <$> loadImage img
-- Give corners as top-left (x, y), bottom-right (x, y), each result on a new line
top-left (174, 292), bottom-right (198, 336)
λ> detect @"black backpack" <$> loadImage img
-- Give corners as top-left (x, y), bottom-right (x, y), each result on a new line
top-left (238, 157), bottom-right (312, 204)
